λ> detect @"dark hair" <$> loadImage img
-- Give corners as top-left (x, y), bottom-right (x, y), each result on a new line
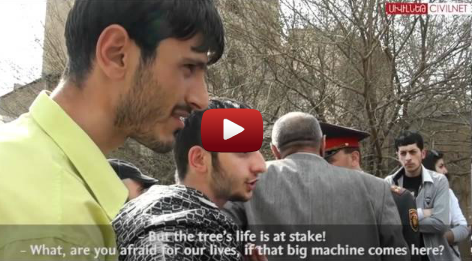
top-left (64, 0), bottom-right (224, 85)
top-left (394, 130), bottom-right (424, 151)
top-left (173, 99), bottom-right (251, 181)
top-left (108, 158), bottom-right (159, 187)
top-left (423, 150), bottom-right (444, 172)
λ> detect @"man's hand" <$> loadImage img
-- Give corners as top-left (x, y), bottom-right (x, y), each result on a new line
top-left (444, 230), bottom-right (455, 245)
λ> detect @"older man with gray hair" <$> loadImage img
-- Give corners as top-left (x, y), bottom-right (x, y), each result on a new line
top-left (224, 112), bottom-right (409, 260)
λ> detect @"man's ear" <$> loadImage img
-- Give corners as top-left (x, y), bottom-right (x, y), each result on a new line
top-left (351, 151), bottom-right (361, 167)
top-left (95, 24), bottom-right (132, 80)
top-left (188, 146), bottom-right (210, 174)
top-left (421, 149), bottom-right (426, 160)
top-left (319, 135), bottom-right (326, 158)
top-left (271, 144), bottom-right (281, 160)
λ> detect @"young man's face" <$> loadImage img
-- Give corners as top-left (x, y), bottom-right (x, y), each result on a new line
top-left (210, 151), bottom-right (267, 202)
top-left (435, 158), bottom-right (448, 175)
top-left (397, 144), bottom-right (425, 176)
top-left (116, 34), bottom-right (209, 153)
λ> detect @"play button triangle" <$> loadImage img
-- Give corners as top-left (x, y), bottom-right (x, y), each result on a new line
top-left (223, 119), bottom-right (244, 140)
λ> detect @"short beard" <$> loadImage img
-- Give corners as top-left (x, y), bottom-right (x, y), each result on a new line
top-left (210, 160), bottom-right (248, 203)
top-left (114, 59), bottom-right (172, 153)
top-left (132, 131), bottom-right (174, 153)
top-left (210, 160), bottom-right (231, 200)
top-left (406, 164), bottom-right (422, 177)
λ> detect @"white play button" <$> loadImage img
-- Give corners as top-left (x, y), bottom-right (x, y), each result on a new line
top-left (223, 119), bottom-right (244, 140)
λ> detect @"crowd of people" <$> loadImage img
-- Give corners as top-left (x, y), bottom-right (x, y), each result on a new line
top-left (0, 0), bottom-right (469, 261)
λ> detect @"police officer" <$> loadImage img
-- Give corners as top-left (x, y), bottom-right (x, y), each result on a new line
top-left (320, 122), bottom-right (420, 261)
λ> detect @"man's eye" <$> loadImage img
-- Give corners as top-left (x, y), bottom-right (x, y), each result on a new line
top-left (185, 64), bottom-right (195, 72)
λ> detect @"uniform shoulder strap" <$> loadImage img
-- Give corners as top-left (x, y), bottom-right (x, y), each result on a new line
top-left (390, 185), bottom-right (406, 196)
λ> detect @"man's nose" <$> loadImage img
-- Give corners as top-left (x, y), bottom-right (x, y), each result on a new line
top-left (186, 76), bottom-right (209, 111)
top-left (405, 153), bottom-right (412, 161)
top-left (251, 151), bottom-right (267, 174)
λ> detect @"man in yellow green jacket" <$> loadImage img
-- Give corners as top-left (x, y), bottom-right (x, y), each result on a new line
top-left (0, 0), bottom-right (225, 260)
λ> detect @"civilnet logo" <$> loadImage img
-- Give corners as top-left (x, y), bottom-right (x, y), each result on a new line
top-left (386, 2), bottom-right (471, 15)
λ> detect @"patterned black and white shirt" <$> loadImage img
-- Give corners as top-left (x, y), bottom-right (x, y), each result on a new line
top-left (112, 185), bottom-right (244, 261)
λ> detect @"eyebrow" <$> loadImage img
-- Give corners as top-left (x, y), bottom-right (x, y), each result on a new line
top-left (399, 150), bottom-right (415, 154)
top-left (182, 58), bottom-right (208, 71)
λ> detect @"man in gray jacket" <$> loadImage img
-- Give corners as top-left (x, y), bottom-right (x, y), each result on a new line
top-left (224, 112), bottom-right (409, 260)
top-left (385, 131), bottom-right (453, 261)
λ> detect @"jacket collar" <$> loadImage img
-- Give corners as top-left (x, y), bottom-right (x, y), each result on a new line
top-left (285, 152), bottom-right (325, 162)
top-left (392, 165), bottom-right (433, 186)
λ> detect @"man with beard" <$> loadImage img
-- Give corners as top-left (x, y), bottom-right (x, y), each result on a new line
top-left (0, 0), bottom-right (224, 260)
top-left (113, 99), bottom-right (267, 261)
top-left (320, 122), bottom-right (420, 261)
top-left (385, 131), bottom-right (453, 261)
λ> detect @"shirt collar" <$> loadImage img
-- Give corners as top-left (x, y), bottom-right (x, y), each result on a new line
top-left (30, 91), bottom-right (128, 220)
